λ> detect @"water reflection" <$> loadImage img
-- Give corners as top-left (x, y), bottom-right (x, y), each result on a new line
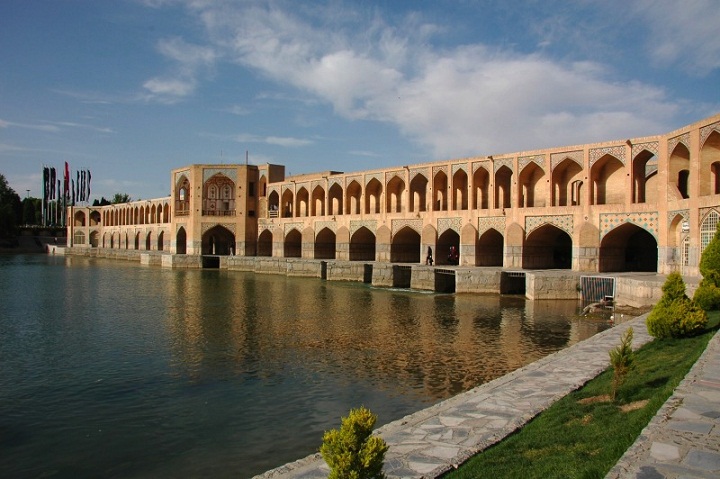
top-left (0, 256), bottom-right (612, 479)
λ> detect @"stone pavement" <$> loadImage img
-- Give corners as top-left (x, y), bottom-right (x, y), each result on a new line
top-left (607, 328), bottom-right (720, 479)
top-left (255, 315), bottom-right (655, 479)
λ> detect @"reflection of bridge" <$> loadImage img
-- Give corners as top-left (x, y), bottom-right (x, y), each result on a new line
top-left (66, 112), bottom-right (720, 278)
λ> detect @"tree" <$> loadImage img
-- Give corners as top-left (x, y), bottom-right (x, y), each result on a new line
top-left (93, 197), bottom-right (111, 206)
top-left (0, 173), bottom-right (22, 238)
top-left (609, 327), bottom-right (634, 401)
top-left (694, 228), bottom-right (720, 310)
top-left (22, 198), bottom-right (37, 225)
top-left (111, 193), bottom-right (132, 204)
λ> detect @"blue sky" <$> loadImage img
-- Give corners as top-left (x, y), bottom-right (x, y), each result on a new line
top-left (1, 0), bottom-right (719, 201)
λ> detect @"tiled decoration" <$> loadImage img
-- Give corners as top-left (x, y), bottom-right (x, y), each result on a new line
top-left (600, 212), bottom-right (659, 240)
top-left (525, 214), bottom-right (573, 236)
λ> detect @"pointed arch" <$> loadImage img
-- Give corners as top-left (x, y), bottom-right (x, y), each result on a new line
top-left (258, 229), bottom-right (273, 256)
top-left (202, 225), bottom-right (235, 255)
top-left (495, 165), bottom-right (512, 209)
top-left (452, 168), bottom-right (468, 210)
top-left (328, 183), bottom-right (343, 216)
top-left (599, 223), bottom-right (657, 272)
top-left (311, 185), bottom-right (325, 216)
top-left (552, 158), bottom-right (583, 206)
top-left (349, 226), bottom-right (376, 261)
top-left (346, 180), bottom-right (362, 215)
top-left (669, 143), bottom-right (691, 199)
top-left (314, 227), bottom-right (336, 259)
top-left (409, 173), bottom-right (428, 213)
top-left (365, 178), bottom-right (382, 214)
top-left (518, 162), bottom-right (545, 208)
top-left (295, 187), bottom-right (309, 217)
top-left (477, 228), bottom-right (504, 266)
top-left (284, 229), bottom-right (302, 258)
top-left (386, 175), bottom-right (405, 213)
top-left (433, 170), bottom-right (448, 211)
top-left (437, 229), bottom-right (460, 265)
top-left (523, 224), bottom-right (572, 269)
top-left (176, 226), bottom-right (187, 254)
top-left (632, 149), bottom-right (658, 203)
top-left (700, 131), bottom-right (720, 196)
top-left (391, 226), bottom-right (421, 263)
top-left (591, 154), bottom-right (626, 205)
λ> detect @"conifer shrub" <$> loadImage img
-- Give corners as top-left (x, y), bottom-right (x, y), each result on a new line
top-left (694, 228), bottom-right (720, 310)
top-left (320, 406), bottom-right (389, 479)
top-left (609, 327), bottom-right (634, 401)
top-left (647, 272), bottom-right (708, 338)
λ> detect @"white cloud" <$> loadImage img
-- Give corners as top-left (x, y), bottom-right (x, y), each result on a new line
top-left (159, 1), bottom-right (684, 157)
top-left (0, 119), bottom-right (60, 132)
top-left (633, 0), bottom-right (720, 75)
top-left (232, 133), bottom-right (313, 147)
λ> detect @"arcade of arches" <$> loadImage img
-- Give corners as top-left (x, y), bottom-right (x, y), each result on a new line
top-left (65, 113), bottom-right (720, 276)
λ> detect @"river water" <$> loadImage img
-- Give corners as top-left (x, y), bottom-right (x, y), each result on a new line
top-left (0, 254), bottom-right (611, 478)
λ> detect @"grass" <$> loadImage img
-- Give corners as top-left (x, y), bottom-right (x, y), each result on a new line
top-left (443, 312), bottom-right (720, 479)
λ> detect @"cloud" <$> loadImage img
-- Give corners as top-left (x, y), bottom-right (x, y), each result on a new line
top-left (632, 0), bottom-right (720, 75)
top-left (0, 119), bottom-right (60, 132)
top-left (232, 133), bottom-right (313, 147)
top-left (143, 37), bottom-right (217, 101)
top-left (155, 1), bottom-right (684, 157)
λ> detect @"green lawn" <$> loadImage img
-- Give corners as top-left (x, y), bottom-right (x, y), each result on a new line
top-left (444, 313), bottom-right (719, 479)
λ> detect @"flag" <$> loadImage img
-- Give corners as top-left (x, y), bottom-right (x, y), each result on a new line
top-left (64, 162), bottom-right (69, 197)
top-left (87, 170), bottom-right (91, 199)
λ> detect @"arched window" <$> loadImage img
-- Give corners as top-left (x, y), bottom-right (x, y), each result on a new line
top-left (701, 210), bottom-right (719, 255)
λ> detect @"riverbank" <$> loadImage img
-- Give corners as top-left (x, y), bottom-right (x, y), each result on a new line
top-left (253, 314), bottom-right (653, 478)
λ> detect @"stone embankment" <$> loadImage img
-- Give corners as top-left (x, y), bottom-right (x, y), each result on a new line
top-left (255, 315), bottom-right (653, 478)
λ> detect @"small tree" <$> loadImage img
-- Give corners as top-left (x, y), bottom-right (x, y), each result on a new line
top-left (320, 406), bottom-right (389, 479)
top-left (694, 229), bottom-right (720, 310)
top-left (609, 327), bottom-right (634, 401)
top-left (647, 272), bottom-right (707, 338)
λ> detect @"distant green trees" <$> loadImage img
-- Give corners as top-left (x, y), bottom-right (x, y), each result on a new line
top-left (0, 173), bottom-right (22, 238)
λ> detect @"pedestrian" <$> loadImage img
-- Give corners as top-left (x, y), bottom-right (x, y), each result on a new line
top-left (426, 246), bottom-right (433, 265)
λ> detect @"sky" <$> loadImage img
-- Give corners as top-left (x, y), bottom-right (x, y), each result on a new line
top-left (1, 0), bottom-right (719, 202)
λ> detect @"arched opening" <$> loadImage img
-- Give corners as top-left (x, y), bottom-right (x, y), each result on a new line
top-left (700, 210), bottom-right (720, 256)
top-left (552, 158), bottom-right (583, 206)
top-left (89, 231), bottom-right (99, 248)
top-left (314, 228), bottom-right (336, 259)
top-left (349, 227), bottom-right (376, 261)
top-left (145, 232), bottom-right (152, 251)
top-left (134, 232), bottom-right (140, 250)
top-left (473, 166), bottom-right (490, 209)
top-left (452, 168), bottom-right (468, 210)
top-left (632, 150), bottom-right (658, 203)
top-left (158, 231), bottom-right (164, 251)
top-left (365, 178), bottom-right (382, 214)
top-left (391, 226), bottom-right (421, 263)
top-left (175, 175), bottom-right (190, 215)
top-left (477, 229), bottom-right (504, 266)
top-left (591, 154), bottom-right (625, 205)
top-left (433, 170), bottom-right (448, 211)
top-left (203, 173), bottom-right (236, 216)
top-left (328, 183), bottom-right (343, 216)
top-left (346, 180), bottom-right (362, 215)
top-left (258, 230), bottom-right (273, 257)
top-left (284, 229), bottom-right (302, 258)
top-left (311, 185), bottom-right (325, 216)
top-left (669, 143), bottom-right (691, 199)
top-left (89, 211), bottom-right (101, 226)
top-left (295, 187), bottom-right (309, 217)
top-left (74, 211), bottom-right (86, 227)
top-left (409, 174), bottom-right (428, 213)
top-left (268, 190), bottom-right (280, 216)
top-left (281, 188), bottom-right (294, 217)
top-left (523, 225), bottom-right (572, 269)
top-left (73, 230), bottom-right (85, 246)
top-left (437, 229), bottom-right (460, 265)
top-left (701, 131), bottom-right (720, 196)
top-left (518, 162), bottom-right (545, 208)
top-left (202, 225), bottom-right (235, 255)
top-left (495, 165), bottom-right (512, 209)
top-left (386, 175), bottom-right (405, 213)
top-left (599, 224), bottom-right (658, 272)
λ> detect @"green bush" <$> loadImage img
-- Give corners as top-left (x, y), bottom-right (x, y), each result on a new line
top-left (693, 278), bottom-right (720, 311)
top-left (647, 272), bottom-right (708, 338)
top-left (320, 406), bottom-right (389, 479)
top-left (699, 229), bottom-right (720, 279)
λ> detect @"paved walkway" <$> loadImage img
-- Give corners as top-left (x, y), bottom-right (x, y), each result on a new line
top-left (607, 328), bottom-right (720, 478)
top-left (255, 315), bottom-right (657, 479)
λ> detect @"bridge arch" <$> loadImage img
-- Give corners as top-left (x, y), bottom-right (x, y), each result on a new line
top-left (202, 225), bottom-right (235, 255)
top-left (599, 223), bottom-right (657, 272)
top-left (523, 224), bottom-right (572, 269)
top-left (315, 227), bottom-right (336, 259)
top-left (349, 226), bottom-right (375, 261)
top-left (391, 226), bottom-right (420, 263)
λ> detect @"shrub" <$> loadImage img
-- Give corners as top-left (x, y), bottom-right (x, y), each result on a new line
top-left (609, 327), bottom-right (634, 401)
top-left (699, 229), bottom-right (720, 279)
top-left (693, 277), bottom-right (720, 311)
top-left (320, 406), bottom-right (389, 479)
top-left (647, 272), bottom-right (708, 338)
